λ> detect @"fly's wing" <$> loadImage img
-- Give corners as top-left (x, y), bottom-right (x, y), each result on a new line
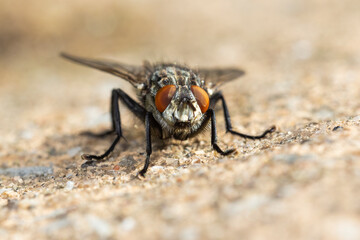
top-left (61, 52), bottom-right (147, 88)
top-left (197, 68), bottom-right (245, 94)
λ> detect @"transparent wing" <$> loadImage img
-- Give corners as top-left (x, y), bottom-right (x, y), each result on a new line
top-left (198, 68), bottom-right (245, 90)
top-left (61, 52), bottom-right (146, 87)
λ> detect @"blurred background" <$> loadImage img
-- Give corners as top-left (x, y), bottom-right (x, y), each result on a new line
top-left (1, 1), bottom-right (360, 239)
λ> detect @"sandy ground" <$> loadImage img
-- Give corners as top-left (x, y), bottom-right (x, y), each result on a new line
top-left (1, 0), bottom-right (360, 239)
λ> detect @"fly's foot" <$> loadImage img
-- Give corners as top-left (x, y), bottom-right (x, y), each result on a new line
top-left (137, 170), bottom-right (147, 178)
top-left (81, 153), bottom-right (101, 160)
top-left (228, 125), bottom-right (276, 140)
top-left (137, 155), bottom-right (150, 178)
top-left (80, 153), bottom-right (108, 168)
top-left (213, 144), bottom-right (236, 155)
top-left (265, 125), bottom-right (276, 135)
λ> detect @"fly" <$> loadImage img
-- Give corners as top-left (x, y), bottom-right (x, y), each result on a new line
top-left (61, 53), bottom-right (275, 176)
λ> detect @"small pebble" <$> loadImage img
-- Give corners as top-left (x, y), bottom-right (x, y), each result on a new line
top-left (0, 189), bottom-right (12, 195)
top-left (166, 159), bottom-right (179, 166)
top-left (66, 173), bottom-right (73, 179)
top-left (0, 189), bottom-right (19, 199)
top-left (332, 126), bottom-right (343, 131)
top-left (119, 217), bottom-right (136, 231)
top-left (64, 181), bottom-right (75, 191)
top-left (194, 150), bottom-right (205, 155)
top-left (191, 159), bottom-right (201, 164)
top-left (150, 166), bottom-right (164, 173)
top-left (20, 129), bottom-right (34, 140)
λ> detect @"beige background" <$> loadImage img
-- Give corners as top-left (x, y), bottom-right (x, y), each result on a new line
top-left (1, 0), bottom-right (360, 239)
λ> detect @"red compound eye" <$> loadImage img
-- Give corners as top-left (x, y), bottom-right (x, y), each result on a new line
top-left (191, 85), bottom-right (209, 113)
top-left (155, 85), bottom-right (176, 112)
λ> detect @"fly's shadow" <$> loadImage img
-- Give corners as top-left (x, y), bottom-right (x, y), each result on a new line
top-left (39, 129), bottom-right (153, 175)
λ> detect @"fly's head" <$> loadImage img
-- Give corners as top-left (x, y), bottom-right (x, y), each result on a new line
top-left (146, 65), bottom-right (209, 138)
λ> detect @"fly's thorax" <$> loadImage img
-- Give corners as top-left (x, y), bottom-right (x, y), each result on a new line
top-left (149, 65), bottom-right (204, 93)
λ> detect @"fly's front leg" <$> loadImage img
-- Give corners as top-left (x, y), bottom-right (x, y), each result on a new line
top-left (209, 109), bottom-right (235, 155)
top-left (210, 92), bottom-right (275, 140)
top-left (138, 112), bottom-right (152, 177)
top-left (81, 89), bottom-right (146, 166)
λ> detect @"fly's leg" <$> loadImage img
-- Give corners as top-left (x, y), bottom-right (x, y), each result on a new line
top-left (81, 88), bottom-right (146, 167)
top-left (210, 92), bottom-right (275, 140)
top-left (138, 112), bottom-right (152, 177)
top-left (209, 109), bottom-right (236, 155)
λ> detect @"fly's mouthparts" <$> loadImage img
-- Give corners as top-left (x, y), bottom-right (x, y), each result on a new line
top-left (174, 102), bottom-right (195, 122)
top-left (174, 122), bottom-right (192, 128)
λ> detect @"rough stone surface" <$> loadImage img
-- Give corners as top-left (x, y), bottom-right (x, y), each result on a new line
top-left (1, 1), bottom-right (360, 240)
